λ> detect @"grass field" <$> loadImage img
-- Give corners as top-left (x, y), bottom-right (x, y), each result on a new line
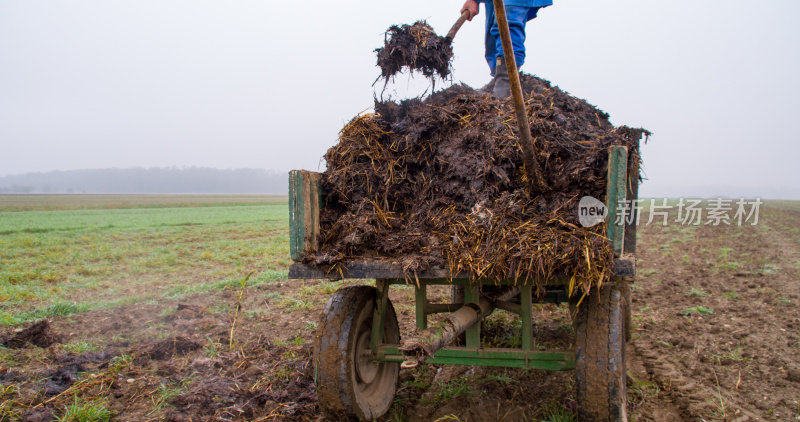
top-left (0, 195), bottom-right (290, 325)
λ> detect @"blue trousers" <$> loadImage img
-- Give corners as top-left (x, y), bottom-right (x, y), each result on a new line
top-left (484, 4), bottom-right (540, 75)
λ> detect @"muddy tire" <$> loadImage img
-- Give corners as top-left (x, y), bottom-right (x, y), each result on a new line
top-left (621, 281), bottom-right (632, 342)
top-left (574, 282), bottom-right (627, 422)
top-left (313, 285), bottom-right (399, 421)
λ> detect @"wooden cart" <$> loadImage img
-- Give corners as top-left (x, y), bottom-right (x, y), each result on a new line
top-left (288, 145), bottom-right (639, 421)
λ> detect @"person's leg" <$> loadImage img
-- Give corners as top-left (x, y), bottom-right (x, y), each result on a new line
top-left (488, 6), bottom-right (536, 69)
top-left (484, 3), bottom-right (498, 76)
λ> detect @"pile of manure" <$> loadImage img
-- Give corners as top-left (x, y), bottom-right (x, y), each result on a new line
top-left (376, 21), bottom-right (454, 81)
top-left (306, 71), bottom-right (647, 296)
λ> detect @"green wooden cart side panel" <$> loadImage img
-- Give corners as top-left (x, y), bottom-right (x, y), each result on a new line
top-left (605, 146), bottom-right (628, 257)
top-left (624, 143), bottom-right (640, 255)
top-left (289, 170), bottom-right (321, 261)
top-left (379, 346), bottom-right (575, 370)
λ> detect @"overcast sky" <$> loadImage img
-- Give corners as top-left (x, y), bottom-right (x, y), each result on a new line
top-left (1, 1), bottom-right (799, 197)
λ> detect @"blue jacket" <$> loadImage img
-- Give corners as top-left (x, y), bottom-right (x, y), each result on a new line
top-left (479, 0), bottom-right (553, 9)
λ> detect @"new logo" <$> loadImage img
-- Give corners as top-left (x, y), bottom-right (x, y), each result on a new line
top-left (578, 196), bottom-right (607, 227)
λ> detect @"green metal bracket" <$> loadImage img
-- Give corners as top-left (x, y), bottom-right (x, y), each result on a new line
top-left (605, 146), bottom-right (628, 256)
top-left (464, 285), bottom-right (480, 348)
top-left (378, 345), bottom-right (574, 370)
top-left (370, 279), bottom-right (389, 353)
top-left (415, 284), bottom-right (427, 330)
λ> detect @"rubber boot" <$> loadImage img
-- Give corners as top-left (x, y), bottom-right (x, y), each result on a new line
top-left (493, 56), bottom-right (511, 98)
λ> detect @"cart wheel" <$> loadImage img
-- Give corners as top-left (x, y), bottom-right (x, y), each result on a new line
top-left (314, 285), bottom-right (399, 421)
top-left (574, 282), bottom-right (628, 422)
top-left (621, 281), bottom-right (632, 342)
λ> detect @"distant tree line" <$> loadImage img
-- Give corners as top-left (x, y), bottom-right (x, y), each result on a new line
top-left (0, 167), bottom-right (291, 194)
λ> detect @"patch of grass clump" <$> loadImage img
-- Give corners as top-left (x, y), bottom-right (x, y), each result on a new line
top-left (711, 346), bottom-right (748, 363)
top-left (628, 373), bottom-right (660, 406)
top-left (539, 402), bottom-right (577, 422)
top-left (108, 353), bottom-right (133, 375)
top-left (39, 302), bottom-right (90, 318)
top-left (278, 297), bottom-right (313, 312)
top-left (754, 264), bottom-right (780, 275)
top-left (683, 306), bottom-right (713, 316)
top-left (484, 372), bottom-right (514, 384)
top-left (687, 287), bottom-right (708, 297)
top-left (149, 384), bottom-right (184, 413)
top-left (423, 376), bottom-right (472, 405)
top-left (61, 340), bottom-right (98, 354)
top-left (203, 337), bottom-right (221, 358)
top-left (716, 261), bottom-right (741, 271)
top-left (57, 397), bottom-right (112, 422)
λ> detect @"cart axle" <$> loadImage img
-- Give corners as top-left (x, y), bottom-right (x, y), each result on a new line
top-left (398, 287), bottom-right (521, 368)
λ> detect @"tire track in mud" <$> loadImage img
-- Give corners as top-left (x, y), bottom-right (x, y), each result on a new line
top-left (629, 205), bottom-right (800, 421)
top-left (631, 339), bottom-right (757, 421)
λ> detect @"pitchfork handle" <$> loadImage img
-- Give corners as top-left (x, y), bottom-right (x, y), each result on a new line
top-left (446, 10), bottom-right (471, 40)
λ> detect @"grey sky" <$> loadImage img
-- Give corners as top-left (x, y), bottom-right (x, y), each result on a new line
top-left (1, 1), bottom-right (799, 197)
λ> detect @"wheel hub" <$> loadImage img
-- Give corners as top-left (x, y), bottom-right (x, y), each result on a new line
top-left (354, 330), bottom-right (379, 384)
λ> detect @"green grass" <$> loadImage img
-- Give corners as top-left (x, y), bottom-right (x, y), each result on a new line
top-left (539, 403), bottom-right (577, 422)
top-left (683, 306), bottom-right (714, 316)
top-left (484, 372), bottom-right (514, 384)
top-left (628, 373), bottom-right (660, 408)
top-left (108, 354), bottom-right (133, 375)
top-left (60, 340), bottom-right (98, 354)
top-left (754, 263), bottom-right (780, 275)
top-left (149, 383), bottom-right (185, 413)
top-left (722, 290), bottom-right (738, 300)
top-left (0, 194), bottom-right (285, 212)
top-left (711, 346), bottom-right (748, 363)
top-left (57, 397), bottom-right (112, 422)
top-left (0, 195), bottom-right (290, 325)
top-left (716, 261), bottom-right (742, 271)
top-left (422, 376), bottom-right (473, 405)
top-left (687, 287), bottom-right (708, 297)
top-left (203, 337), bottom-right (221, 358)
top-left (278, 297), bottom-right (313, 312)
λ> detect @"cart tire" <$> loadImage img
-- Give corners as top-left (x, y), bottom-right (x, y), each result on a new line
top-left (574, 282), bottom-right (628, 422)
top-left (314, 285), bottom-right (399, 421)
top-left (621, 281), bottom-right (632, 342)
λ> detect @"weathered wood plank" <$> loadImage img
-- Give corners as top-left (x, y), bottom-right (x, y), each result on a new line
top-left (605, 146), bottom-right (628, 256)
top-left (288, 170), bottom-right (321, 261)
top-left (288, 258), bottom-right (635, 280)
top-left (288, 260), bottom-right (458, 279)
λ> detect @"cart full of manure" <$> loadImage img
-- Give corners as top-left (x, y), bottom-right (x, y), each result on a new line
top-left (286, 69), bottom-right (647, 421)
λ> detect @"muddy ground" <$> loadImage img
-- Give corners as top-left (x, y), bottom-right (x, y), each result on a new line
top-left (1, 203), bottom-right (799, 421)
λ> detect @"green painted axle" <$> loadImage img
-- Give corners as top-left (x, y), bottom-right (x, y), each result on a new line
top-left (378, 345), bottom-right (575, 371)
